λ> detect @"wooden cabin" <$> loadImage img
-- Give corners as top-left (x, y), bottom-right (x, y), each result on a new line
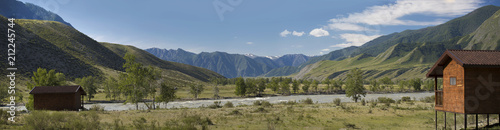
top-left (29, 85), bottom-right (86, 111)
top-left (427, 50), bottom-right (500, 129)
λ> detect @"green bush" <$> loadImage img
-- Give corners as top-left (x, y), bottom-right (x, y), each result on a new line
top-left (377, 97), bottom-right (395, 104)
top-left (24, 111), bottom-right (100, 130)
top-left (420, 95), bottom-right (435, 103)
top-left (253, 100), bottom-right (262, 106)
top-left (301, 98), bottom-right (314, 104)
top-left (208, 101), bottom-right (222, 109)
top-left (224, 102), bottom-right (234, 108)
top-left (401, 96), bottom-right (411, 102)
top-left (261, 101), bottom-right (273, 107)
top-left (333, 98), bottom-right (342, 106)
top-left (370, 100), bottom-right (378, 108)
top-left (89, 104), bottom-right (105, 111)
top-left (361, 98), bottom-right (366, 106)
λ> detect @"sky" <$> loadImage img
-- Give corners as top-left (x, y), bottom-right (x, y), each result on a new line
top-left (18, 0), bottom-right (500, 56)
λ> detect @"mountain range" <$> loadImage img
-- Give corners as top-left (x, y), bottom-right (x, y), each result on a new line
top-left (146, 5), bottom-right (500, 80)
top-left (145, 48), bottom-right (311, 78)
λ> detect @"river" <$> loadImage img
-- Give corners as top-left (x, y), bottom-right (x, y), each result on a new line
top-left (1, 92), bottom-right (433, 111)
top-left (86, 92), bottom-right (433, 111)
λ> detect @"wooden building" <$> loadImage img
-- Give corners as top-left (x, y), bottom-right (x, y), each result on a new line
top-left (427, 50), bottom-right (500, 129)
top-left (29, 85), bottom-right (86, 111)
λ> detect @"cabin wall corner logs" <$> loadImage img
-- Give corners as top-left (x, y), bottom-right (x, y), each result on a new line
top-left (439, 59), bottom-right (465, 113)
top-left (464, 67), bottom-right (500, 114)
top-left (33, 91), bottom-right (83, 111)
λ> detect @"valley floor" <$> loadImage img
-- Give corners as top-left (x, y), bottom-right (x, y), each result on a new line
top-left (3, 100), bottom-right (499, 129)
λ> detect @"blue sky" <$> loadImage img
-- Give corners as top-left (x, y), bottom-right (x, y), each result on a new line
top-left (19, 0), bottom-right (500, 56)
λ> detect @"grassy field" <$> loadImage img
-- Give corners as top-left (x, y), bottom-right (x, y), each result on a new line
top-left (3, 98), bottom-right (498, 130)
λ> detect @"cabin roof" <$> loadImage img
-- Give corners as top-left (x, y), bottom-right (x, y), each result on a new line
top-left (29, 85), bottom-right (87, 95)
top-left (426, 50), bottom-right (500, 77)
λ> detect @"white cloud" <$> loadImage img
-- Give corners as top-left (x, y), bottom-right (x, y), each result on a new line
top-left (309, 28), bottom-right (329, 37)
top-left (280, 30), bottom-right (291, 37)
top-left (321, 48), bottom-right (330, 52)
top-left (246, 42), bottom-right (253, 45)
top-left (327, 0), bottom-right (482, 30)
top-left (292, 31), bottom-right (305, 36)
top-left (327, 23), bottom-right (372, 31)
top-left (331, 33), bottom-right (382, 48)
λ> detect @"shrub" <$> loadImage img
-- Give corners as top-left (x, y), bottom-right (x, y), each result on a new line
top-left (255, 107), bottom-right (267, 113)
top-left (224, 102), bottom-right (234, 108)
top-left (89, 104), bottom-right (105, 111)
top-left (361, 98), bottom-right (366, 106)
top-left (370, 100), bottom-right (378, 108)
top-left (280, 100), bottom-right (297, 105)
top-left (261, 101), bottom-right (273, 107)
top-left (208, 101), bottom-right (222, 109)
top-left (377, 97), bottom-right (395, 104)
top-left (401, 96), bottom-right (411, 102)
top-left (301, 98), bottom-right (314, 104)
top-left (253, 100), bottom-right (262, 106)
top-left (0, 109), bottom-right (8, 125)
top-left (133, 117), bottom-right (147, 129)
top-left (229, 110), bottom-right (242, 115)
top-left (333, 98), bottom-right (342, 106)
top-left (420, 95), bottom-right (435, 103)
top-left (24, 111), bottom-right (100, 130)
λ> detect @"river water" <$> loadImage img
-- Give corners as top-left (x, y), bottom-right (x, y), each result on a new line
top-left (85, 92), bottom-right (433, 111)
top-left (1, 92), bottom-right (433, 111)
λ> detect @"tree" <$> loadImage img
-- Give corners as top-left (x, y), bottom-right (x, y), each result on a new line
top-left (409, 78), bottom-right (422, 91)
top-left (423, 79), bottom-right (434, 91)
top-left (75, 76), bottom-right (98, 101)
top-left (210, 78), bottom-right (227, 99)
top-left (279, 81), bottom-right (290, 95)
top-left (119, 53), bottom-right (158, 110)
top-left (323, 78), bottom-right (331, 93)
top-left (158, 82), bottom-right (176, 108)
top-left (345, 68), bottom-right (366, 102)
top-left (379, 77), bottom-right (393, 91)
top-left (246, 79), bottom-right (259, 96)
top-left (369, 79), bottom-right (379, 92)
top-left (189, 84), bottom-right (204, 99)
top-left (311, 80), bottom-right (319, 93)
top-left (256, 78), bottom-right (267, 96)
top-left (268, 79), bottom-right (279, 93)
top-left (26, 68), bottom-right (66, 111)
top-left (302, 80), bottom-right (310, 93)
top-left (398, 80), bottom-right (408, 92)
top-left (332, 79), bottom-right (343, 91)
top-left (103, 77), bottom-right (121, 100)
top-left (292, 80), bottom-right (300, 94)
top-left (235, 77), bottom-right (246, 96)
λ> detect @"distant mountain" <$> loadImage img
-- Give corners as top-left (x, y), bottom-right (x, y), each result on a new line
top-left (291, 5), bottom-right (500, 81)
top-left (0, 0), bottom-right (72, 27)
top-left (145, 48), bottom-right (311, 78)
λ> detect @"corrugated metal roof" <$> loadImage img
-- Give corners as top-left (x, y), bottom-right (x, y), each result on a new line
top-left (29, 85), bottom-right (87, 95)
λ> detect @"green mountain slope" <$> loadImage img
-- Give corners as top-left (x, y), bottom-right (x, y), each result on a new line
top-left (16, 19), bottom-right (125, 71)
top-left (1, 16), bottom-right (223, 83)
top-left (464, 9), bottom-right (500, 50)
top-left (301, 5), bottom-right (500, 67)
top-left (292, 5), bottom-right (500, 81)
top-left (101, 43), bottom-right (224, 82)
top-left (0, 16), bottom-right (97, 78)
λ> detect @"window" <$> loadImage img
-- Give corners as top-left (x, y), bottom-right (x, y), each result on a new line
top-left (450, 77), bottom-right (456, 85)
